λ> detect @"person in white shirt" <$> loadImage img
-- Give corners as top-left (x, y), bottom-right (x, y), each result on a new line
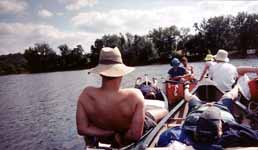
top-left (209, 49), bottom-right (238, 92)
top-left (237, 66), bottom-right (258, 100)
top-left (199, 54), bottom-right (216, 81)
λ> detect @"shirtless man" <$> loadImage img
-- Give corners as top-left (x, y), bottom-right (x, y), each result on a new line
top-left (76, 47), bottom-right (168, 147)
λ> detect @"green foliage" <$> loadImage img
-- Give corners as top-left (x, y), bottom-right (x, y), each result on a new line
top-left (24, 43), bottom-right (58, 73)
top-left (193, 12), bottom-right (258, 56)
top-left (0, 53), bottom-right (28, 75)
top-left (148, 26), bottom-right (181, 62)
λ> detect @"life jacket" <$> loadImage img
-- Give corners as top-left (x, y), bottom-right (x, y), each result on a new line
top-left (248, 78), bottom-right (258, 102)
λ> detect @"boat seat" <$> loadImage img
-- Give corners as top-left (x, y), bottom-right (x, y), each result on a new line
top-left (168, 118), bottom-right (185, 121)
top-left (167, 123), bottom-right (181, 128)
top-left (166, 117), bottom-right (185, 128)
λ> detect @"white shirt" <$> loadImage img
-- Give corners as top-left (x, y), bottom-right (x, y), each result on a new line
top-left (206, 61), bottom-right (216, 68)
top-left (206, 61), bottom-right (216, 78)
top-left (209, 62), bottom-right (238, 92)
top-left (238, 74), bottom-right (251, 100)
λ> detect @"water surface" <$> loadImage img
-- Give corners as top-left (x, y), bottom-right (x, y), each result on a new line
top-left (0, 58), bottom-right (257, 150)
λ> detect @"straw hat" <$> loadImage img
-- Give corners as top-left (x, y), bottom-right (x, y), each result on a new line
top-left (204, 54), bottom-right (214, 61)
top-left (214, 49), bottom-right (229, 62)
top-left (90, 47), bottom-right (135, 77)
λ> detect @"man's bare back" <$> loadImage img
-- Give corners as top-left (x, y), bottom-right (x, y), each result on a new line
top-left (78, 86), bottom-right (145, 133)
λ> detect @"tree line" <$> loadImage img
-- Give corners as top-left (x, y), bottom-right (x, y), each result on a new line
top-left (0, 12), bottom-right (258, 75)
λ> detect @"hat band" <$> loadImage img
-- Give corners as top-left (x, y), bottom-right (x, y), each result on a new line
top-left (99, 59), bottom-right (122, 64)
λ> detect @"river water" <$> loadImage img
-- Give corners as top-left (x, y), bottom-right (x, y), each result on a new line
top-left (0, 58), bottom-right (257, 150)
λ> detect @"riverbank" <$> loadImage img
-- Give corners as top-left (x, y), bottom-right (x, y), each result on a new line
top-left (1, 50), bottom-right (257, 76)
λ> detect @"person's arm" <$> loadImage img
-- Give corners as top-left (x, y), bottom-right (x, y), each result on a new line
top-left (237, 66), bottom-right (258, 76)
top-left (199, 64), bottom-right (209, 81)
top-left (222, 84), bottom-right (239, 100)
top-left (184, 83), bottom-right (199, 102)
top-left (190, 65), bottom-right (194, 74)
top-left (76, 95), bottom-right (114, 137)
top-left (123, 92), bottom-right (145, 142)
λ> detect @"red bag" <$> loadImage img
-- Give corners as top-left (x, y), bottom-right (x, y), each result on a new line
top-left (248, 78), bottom-right (258, 102)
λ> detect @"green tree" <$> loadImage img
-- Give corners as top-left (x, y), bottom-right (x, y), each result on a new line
top-left (234, 12), bottom-right (258, 56)
top-left (148, 26), bottom-right (180, 63)
top-left (24, 43), bottom-right (58, 72)
top-left (90, 39), bottom-right (104, 67)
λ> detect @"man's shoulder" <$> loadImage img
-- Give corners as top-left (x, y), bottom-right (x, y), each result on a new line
top-left (121, 88), bottom-right (144, 102)
top-left (82, 86), bottom-right (98, 93)
top-left (122, 88), bottom-right (143, 96)
top-left (168, 68), bottom-right (174, 73)
top-left (213, 63), bottom-right (236, 70)
top-left (79, 86), bottom-right (98, 100)
top-left (225, 63), bottom-right (236, 68)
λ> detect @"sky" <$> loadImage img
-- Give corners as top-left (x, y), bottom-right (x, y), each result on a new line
top-left (0, 0), bottom-right (258, 55)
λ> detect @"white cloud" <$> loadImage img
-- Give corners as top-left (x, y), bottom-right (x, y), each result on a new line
top-left (71, 1), bottom-right (258, 35)
top-left (57, 12), bottom-right (64, 16)
top-left (58, 0), bottom-right (97, 10)
top-left (71, 9), bottom-right (171, 34)
top-left (38, 9), bottom-right (54, 18)
top-left (0, 0), bottom-right (28, 14)
top-left (0, 23), bottom-right (99, 55)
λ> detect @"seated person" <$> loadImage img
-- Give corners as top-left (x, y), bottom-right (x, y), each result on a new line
top-left (199, 54), bottom-right (216, 81)
top-left (135, 77), bottom-right (162, 99)
top-left (168, 58), bottom-right (187, 81)
top-left (209, 49), bottom-right (238, 92)
top-left (237, 66), bottom-right (258, 104)
top-left (157, 84), bottom-right (258, 149)
top-left (181, 56), bottom-right (194, 75)
top-left (76, 47), bottom-right (168, 148)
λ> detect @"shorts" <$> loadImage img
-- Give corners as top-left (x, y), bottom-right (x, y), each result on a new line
top-left (144, 112), bottom-right (157, 133)
top-left (188, 97), bottom-right (233, 114)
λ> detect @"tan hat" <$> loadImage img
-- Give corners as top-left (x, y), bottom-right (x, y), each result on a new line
top-left (214, 49), bottom-right (229, 62)
top-left (90, 47), bottom-right (135, 77)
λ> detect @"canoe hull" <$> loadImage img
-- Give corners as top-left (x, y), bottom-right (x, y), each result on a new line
top-left (165, 81), bottom-right (197, 106)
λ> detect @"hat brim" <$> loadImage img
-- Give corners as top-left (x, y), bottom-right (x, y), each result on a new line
top-left (214, 55), bottom-right (229, 62)
top-left (204, 58), bottom-right (213, 61)
top-left (90, 64), bottom-right (135, 77)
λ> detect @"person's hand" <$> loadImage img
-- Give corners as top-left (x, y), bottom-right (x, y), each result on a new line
top-left (183, 81), bottom-right (190, 90)
top-left (180, 77), bottom-right (186, 83)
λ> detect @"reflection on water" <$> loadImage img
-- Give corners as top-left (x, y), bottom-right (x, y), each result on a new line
top-left (0, 58), bottom-right (257, 150)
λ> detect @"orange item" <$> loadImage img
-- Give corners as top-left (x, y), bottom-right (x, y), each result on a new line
top-left (248, 78), bottom-right (258, 102)
top-left (166, 81), bottom-right (196, 106)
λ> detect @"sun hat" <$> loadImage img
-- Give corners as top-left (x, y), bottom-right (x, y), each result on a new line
top-left (214, 49), bottom-right (229, 62)
top-left (170, 58), bottom-right (180, 67)
top-left (204, 54), bottom-right (214, 61)
top-left (195, 106), bottom-right (222, 143)
top-left (90, 47), bottom-right (135, 77)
